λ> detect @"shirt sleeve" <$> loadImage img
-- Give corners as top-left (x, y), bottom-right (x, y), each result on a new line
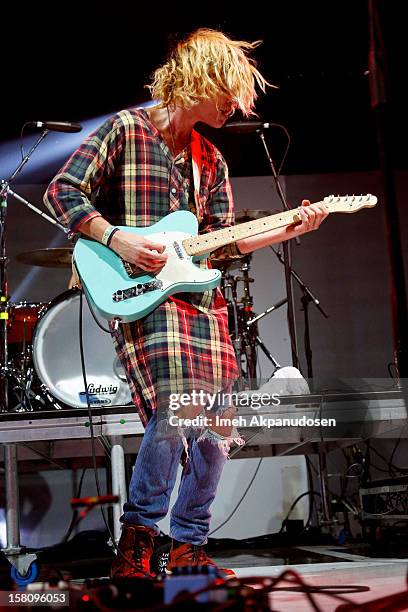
top-left (201, 150), bottom-right (242, 262)
top-left (43, 115), bottom-right (125, 233)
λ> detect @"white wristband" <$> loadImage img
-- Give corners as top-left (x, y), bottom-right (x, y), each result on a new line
top-left (101, 225), bottom-right (115, 246)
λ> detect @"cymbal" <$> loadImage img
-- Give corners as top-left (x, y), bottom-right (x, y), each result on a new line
top-left (15, 247), bottom-right (73, 268)
top-left (210, 253), bottom-right (251, 271)
top-left (235, 209), bottom-right (275, 222)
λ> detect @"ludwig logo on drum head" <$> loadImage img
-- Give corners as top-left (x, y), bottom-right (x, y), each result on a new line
top-left (79, 382), bottom-right (119, 405)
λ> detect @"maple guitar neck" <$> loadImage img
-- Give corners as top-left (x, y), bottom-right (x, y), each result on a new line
top-left (182, 194), bottom-right (378, 257)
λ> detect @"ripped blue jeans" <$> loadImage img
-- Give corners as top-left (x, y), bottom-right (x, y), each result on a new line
top-left (120, 408), bottom-right (243, 545)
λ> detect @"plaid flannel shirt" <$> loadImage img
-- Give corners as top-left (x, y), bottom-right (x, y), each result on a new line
top-left (44, 108), bottom-right (240, 425)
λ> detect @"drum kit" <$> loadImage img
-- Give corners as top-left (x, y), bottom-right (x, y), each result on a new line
top-left (4, 209), bottom-right (285, 412)
top-left (5, 248), bottom-right (132, 412)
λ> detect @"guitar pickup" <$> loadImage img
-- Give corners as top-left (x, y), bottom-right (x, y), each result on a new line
top-left (173, 241), bottom-right (184, 259)
top-left (113, 279), bottom-right (163, 302)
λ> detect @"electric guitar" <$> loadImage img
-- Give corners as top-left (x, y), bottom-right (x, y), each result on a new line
top-left (73, 194), bottom-right (377, 323)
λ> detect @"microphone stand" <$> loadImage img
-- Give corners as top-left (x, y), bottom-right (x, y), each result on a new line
top-left (270, 246), bottom-right (329, 383)
top-left (272, 247), bottom-right (328, 381)
top-left (0, 130), bottom-right (68, 412)
top-left (246, 299), bottom-right (286, 373)
top-left (256, 130), bottom-right (300, 369)
top-left (0, 129), bottom-right (71, 584)
top-left (246, 248), bottom-right (329, 385)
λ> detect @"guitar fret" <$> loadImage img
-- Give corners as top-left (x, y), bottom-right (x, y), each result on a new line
top-left (182, 195), bottom-right (377, 256)
top-left (183, 205), bottom-right (312, 256)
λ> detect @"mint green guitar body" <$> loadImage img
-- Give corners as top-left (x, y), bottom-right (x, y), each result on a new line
top-left (73, 211), bottom-right (221, 322)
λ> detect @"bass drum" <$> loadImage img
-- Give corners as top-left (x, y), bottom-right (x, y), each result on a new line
top-left (32, 289), bottom-right (132, 408)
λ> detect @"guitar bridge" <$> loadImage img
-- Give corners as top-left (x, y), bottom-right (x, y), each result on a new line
top-left (113, 279), bottom-right (163, 302)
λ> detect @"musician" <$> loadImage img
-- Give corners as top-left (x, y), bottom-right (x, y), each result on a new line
top-left (44, 28), bottom-right (328, 579)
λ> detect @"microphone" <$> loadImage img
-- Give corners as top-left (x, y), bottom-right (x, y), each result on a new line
top-left (223, 121), bottom-right (273, 133)
top-left (32, 120), bottom-right (83, 133)
top-left (70, 494), bottom-right (119, 508)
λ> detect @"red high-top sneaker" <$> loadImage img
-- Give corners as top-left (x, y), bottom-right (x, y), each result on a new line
top-left (111, 524), bottom-right (156, 579)
top-left (166, 540), bottom-right (236, 578)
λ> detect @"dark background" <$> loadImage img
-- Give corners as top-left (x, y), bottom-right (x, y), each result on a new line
top-left (2, 1), bottom-right (407, 178)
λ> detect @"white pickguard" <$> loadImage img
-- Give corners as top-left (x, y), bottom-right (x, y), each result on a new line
top-left (147, 231), bottom-right (218, 290)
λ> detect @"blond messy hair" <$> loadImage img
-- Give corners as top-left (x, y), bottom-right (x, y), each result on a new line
top-left (149, 28), bottom-right (273, 117)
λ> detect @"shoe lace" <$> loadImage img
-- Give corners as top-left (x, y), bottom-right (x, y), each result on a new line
top-left (132, 540), bottom-right (150, 565)
top-left (192, 545), bottom-right (208, 565)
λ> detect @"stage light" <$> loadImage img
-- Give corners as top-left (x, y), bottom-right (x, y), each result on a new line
top-left (0, 101), bottom-right (157, 183)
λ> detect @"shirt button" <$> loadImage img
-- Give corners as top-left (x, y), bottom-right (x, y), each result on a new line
top-left (171, 187), bottom-right (177, 194)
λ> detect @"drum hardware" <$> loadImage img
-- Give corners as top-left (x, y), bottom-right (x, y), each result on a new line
top-left (5, 302), bottom-right (47, 412)
top-left (270, 246), bottom-right (329, 384)
top-left (234, 255), bottom-right (258, 386)
top-left (235, 208), bottom-right (276, 222)
top-left (1, 357), bottom-right (62, 412)
top-left (244, 298), bottom-right (288, 372)
top-left (38, 384), bottom-right (64, 410)
top-left (220, 253), bottom-right (283, 388)
top-left (1, 128), bottom-right (69, 415)
top-left (221, 269), bottom-right (243, 388)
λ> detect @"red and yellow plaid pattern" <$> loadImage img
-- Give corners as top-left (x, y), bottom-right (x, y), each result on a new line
top-left (44, 108), bottom-right (239, 425)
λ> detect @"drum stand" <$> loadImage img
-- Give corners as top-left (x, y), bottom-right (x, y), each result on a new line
top-left (270, 246), bottom-right (329, 384)
top-left (235, 256), bottom-right (258, 385)
top-left (247, 302), bottom-right (285, 373)
top-left (222, 255), bottom-right (282, 387)
top-left (0, 130), bottom-right (68, 583)
top-left (221, 269), bottom-right (243, 388)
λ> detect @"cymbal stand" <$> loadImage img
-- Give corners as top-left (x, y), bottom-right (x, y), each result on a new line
top-left (271, 247), bottom-right (328, 386)
top-left (235, 256), bottom-right (258, 386)
top-left (246, 303), bottom-right (285, 374)
top-left (0, 129), bottom-right (67, 583)
top-left (222, 270), bottom-right (244, 390)
top-left (10, 327), bottom-right (47, 412)
top-left (0, 130), bottom-right (68, 412)
top-left (10, 323), bottom-right (31, 411)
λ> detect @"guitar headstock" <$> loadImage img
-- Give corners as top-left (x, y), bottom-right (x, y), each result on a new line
top-left (323, 194), bottom-right (378, 213)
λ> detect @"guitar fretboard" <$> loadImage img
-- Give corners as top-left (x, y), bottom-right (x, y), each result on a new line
top-left (182, 194), bottom-right (377, 257)
top-left (182, 203), bottom-right (318, 256)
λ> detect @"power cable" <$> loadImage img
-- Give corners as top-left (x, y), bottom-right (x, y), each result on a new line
top-left (78, 289), bottom-right (153, 579)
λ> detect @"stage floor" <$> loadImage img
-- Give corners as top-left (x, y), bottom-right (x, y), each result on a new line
top-left (213, 546), bottom-right (408, 610)
top-left (1, 542), bottom-right (407, 609)
top-left (236, 561), bottom-right (407, 611)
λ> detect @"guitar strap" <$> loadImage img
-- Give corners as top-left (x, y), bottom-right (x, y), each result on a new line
top-left (190, 129), bottom-right (202, 217)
